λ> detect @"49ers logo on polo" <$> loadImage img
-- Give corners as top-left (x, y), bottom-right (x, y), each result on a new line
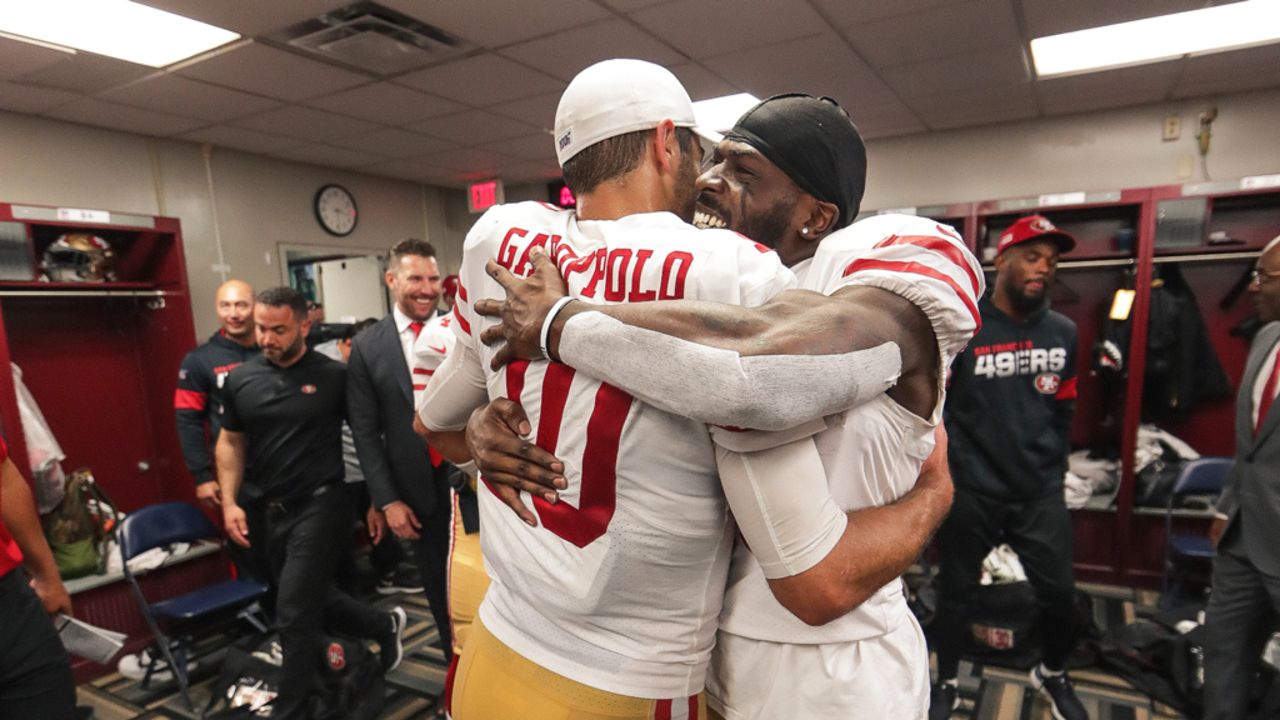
top-left (1034, 372), bottom-right (1061, 395)
top-left (326, 642), bottom-right (345, 670)
top-left (301, 384), bottom-right (317, 395)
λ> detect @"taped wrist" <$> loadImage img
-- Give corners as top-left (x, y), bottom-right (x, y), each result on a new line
top-left (715, 438), bottom-right (847, 579)
top-left (558, 311), bottom-right (902, 431)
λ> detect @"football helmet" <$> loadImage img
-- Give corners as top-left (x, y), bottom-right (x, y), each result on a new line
top-left (43, 233), bottom-right (117, 282)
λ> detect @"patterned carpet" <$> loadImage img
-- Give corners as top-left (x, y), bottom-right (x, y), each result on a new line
top-left (75, 592), bottom-right (448, 719)
top-left (76, 582), bottom-right (1190, 719)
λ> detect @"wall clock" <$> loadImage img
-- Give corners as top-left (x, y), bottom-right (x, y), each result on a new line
top-left (314, 184), bottom-right (358, 236)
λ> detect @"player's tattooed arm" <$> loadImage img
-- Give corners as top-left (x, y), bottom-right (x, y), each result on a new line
top-left (476, 247), bottom-right (937, 428)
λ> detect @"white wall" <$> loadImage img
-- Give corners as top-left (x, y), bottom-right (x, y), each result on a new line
top-left (3, 85), bottom-right (1280, 337)
top-left (0, 110), bottom-right (472, 338)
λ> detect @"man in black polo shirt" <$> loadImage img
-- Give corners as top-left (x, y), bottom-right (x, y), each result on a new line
top-left (216, 287), bottom-right (405, 720)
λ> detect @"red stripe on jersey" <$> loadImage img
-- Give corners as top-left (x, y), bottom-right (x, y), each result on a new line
top-left (842, 258), bottom-right (982, 330)
top-left (874, 234), bottom-right (981, 297)
top-left (1055, 375), bottom-right (1078, 400)
top-left (413, 368), bottom-right (435, 376)
top-left (443, 654), bottom-right (459, 716)
top-left (457, 282), bottom-right (469, 303)
top-left (655, 699), bottom-right (672, 720)
top-left (174, 388), bottom-right (207, 410)
top-left (752, 242), bottom-right (771, 254)
top-left (536, 363), bottom-right (575, 451)
top-left (453, 304), bottom-right (471, 335)
top-left (689, 694), bottom-right (699, 719)
top-left (413, 383), bottom-right (426, 391)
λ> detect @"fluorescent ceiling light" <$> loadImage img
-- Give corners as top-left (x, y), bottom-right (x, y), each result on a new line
top-left (1031, 0), bottom-right (1280, 78)
top-left (0, 0), bottom-right (239, 68)
top-left (692, 93), bottom-right (760, 142)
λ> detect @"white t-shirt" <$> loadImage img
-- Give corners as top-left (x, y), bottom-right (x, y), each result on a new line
top-left (718, 213), bottom-right (984, 645)
top-left (423, 201), bottom-right (795, 698)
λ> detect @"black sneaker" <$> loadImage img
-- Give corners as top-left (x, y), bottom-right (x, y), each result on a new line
top-left (376, 566), bottom-right (425, 595)
top-left (380, 606), bottom-right (407, 673)
top-left (1029, 666), bottom-right (1088, 720)
top-left (928, 682), bottom-right (959, 720)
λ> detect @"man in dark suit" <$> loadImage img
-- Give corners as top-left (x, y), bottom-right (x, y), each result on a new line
top-left (1204, 234), bottom-right (1280, 719)
top-left (347, 239), bottom-right (453, 661)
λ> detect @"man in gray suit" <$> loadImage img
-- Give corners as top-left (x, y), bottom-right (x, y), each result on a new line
top-left (1204, 233), bottom-right (1280, 719)
top-left (347, 239), bottom-right (453, 662)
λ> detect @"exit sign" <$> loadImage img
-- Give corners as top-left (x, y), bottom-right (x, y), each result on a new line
top-left (468, 179), bottom-right (504, 213)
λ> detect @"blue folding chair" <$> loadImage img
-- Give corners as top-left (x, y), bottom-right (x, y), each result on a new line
top-left (1160, 457), bottom-right (1233, 605)
top-left (118, 501), bottom-right (270, 709)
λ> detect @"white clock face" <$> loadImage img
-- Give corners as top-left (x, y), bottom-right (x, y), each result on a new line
top-left (315, 185), bottom-right (357, 236)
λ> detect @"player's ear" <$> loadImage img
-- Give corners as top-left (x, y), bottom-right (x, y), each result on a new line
top-left (652, 119), bottom-right (679, 173)
top-left (804, 200), bottom-right (840, 242)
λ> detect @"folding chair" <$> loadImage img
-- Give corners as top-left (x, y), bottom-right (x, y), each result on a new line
top-left (1159, 457), bottom-right (1233, 605)
top-left (118, 501), bottom-right (270, 709)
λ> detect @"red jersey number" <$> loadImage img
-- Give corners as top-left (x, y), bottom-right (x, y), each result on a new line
top-left (490, 360), bottom-right (632, 547)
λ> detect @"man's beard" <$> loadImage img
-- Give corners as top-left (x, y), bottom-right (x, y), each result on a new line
top-left (738, 195), bottom-right (796, 250)
top-left (1008, 284), bottom-right (1048, 315)
top-left (673, 153), bottom-right (700, 222)
top-left (266, 335), bottom-right (305, 364)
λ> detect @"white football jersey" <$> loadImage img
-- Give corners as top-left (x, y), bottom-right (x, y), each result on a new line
top-left (718, 213), bottom-right (984, 645)
top-left (442, 201), bottom-right (795, 698)
top-left (411, 312), bottom-right (457, 407)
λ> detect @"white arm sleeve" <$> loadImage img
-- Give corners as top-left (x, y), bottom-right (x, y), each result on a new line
top-left (557, 311), bottom-right (901, 431)
top-left (417, 340), bottom-right (489, 432)
top-left (716, 437), bottom-right (847, 579)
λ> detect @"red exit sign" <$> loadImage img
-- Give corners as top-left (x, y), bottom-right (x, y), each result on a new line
top-left (468, 179), bottom-right (505, 213)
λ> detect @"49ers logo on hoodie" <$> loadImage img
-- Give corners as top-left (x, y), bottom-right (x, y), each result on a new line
top-left (1034, 372), bottom-right (1061, 395)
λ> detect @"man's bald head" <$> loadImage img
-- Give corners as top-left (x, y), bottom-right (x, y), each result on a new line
top-left (215, 279), bottom-right (255, 343)
top-left (1253, 234), bottom-right (1280, 324)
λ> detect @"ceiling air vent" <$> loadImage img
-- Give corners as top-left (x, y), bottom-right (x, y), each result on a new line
top-left (271, 2), bottom-right (471, 76)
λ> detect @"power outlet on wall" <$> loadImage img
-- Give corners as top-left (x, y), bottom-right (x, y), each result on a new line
top-left (1163, 115), bottom-right (1181, 142)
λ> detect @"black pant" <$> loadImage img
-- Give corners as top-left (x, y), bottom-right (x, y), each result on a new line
top-left (1203, 521), bottom-right (1280, 720)
top-left (0, 570), bottom-right (76, 720)
top-left (933, 487), bottom-right (1078, 680)
top-left (407, 476), bottom-right (453, 663)
top-left (265, 487), bottom-right (390, 720)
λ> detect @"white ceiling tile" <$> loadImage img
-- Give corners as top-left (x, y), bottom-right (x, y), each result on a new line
top-left (667, 62), bottom-right (739, 102)
top-left (809, 0), bottom-right (973, 28)
top-left (395, 54), bottom-right (563, 107)
top-left (16, 53), bottom-right (152, 93)
top-left (907, 84), bottom-right (1038, 130)
top-left (486, 92), bottom-right (562, 131)
top-left (360, 158), bottom-right (452, 182)
top-left (330, 128), bottom-right (455, 157)
top-left (99, 74), bottom-right (282, 122)
top-left (599, 0), bottom-right (675, 10)
top-left (844, 0), bottom-right (1021, 69)
top-left (43, 98), bottom-right (207, 136)
top-left (174, 41), bottom-right (368, 102)
top-left (407, 110), bottom-right (539, 145)
top-left (179, 125), bottom-right (309, 154)
top-left (881, 46), bottom-right (1031, 100)
top-left (233, 105), bottom-right (381, 142)
top-left (1020, 0), bottom-right (1208, 38)
top-left (501, 18), bottom-right (684, 81)
top-left (629, 0), bottom-right (826, 60)
top-left (379, 0), bottom-right (611, 48)
top-left (305, 82), bottom-right (464, 124)
top-left (0, 82), bottom-right (79, 114)
top-left (480, 133), bottom-right (556, 161)
top-left (1039, 61), bottom-right (1180, 115)
top-left (271, 143), bottom-right (388, 169)
top-left (0, 35), bottom-right (75, 80)
top-left (420, 147), bottom-right (515, 173)
top-left (134, 0), bottom-right (351, 36)
top-left (1173, 44), bottom-right (1280, 99)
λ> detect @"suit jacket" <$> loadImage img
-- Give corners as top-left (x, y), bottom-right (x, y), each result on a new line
top-left (1217, 320), bottom-right (1280, 575)
top-left (347, 314), bottom-right (439, 515)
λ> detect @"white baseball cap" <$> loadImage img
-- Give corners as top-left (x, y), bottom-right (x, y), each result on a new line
top-left (554, 58), bottom-right (705, 167)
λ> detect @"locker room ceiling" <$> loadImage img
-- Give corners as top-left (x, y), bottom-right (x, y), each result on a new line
top-left (0, 0), bottom-right (1275, 189)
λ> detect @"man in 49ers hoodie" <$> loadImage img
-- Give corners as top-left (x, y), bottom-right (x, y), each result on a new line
top-left (931, 216), bottom-right (1087, 720)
